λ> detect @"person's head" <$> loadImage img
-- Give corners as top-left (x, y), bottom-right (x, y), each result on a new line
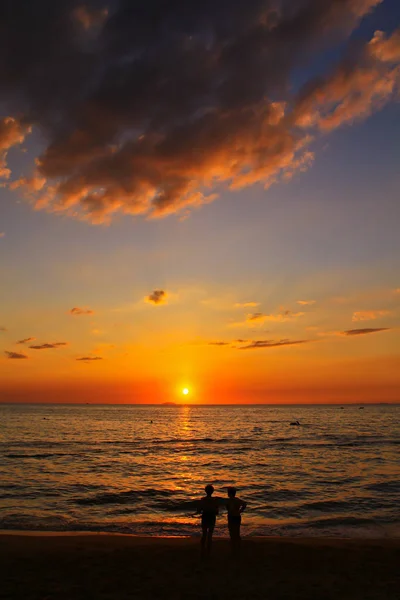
top-left (205, 484), bottom-right (214, 496)
top-left (227, 486), bottom-right (237, 498)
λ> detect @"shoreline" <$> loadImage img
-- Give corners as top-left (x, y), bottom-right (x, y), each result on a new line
top-left (1, 530), bottom-right (400, 541)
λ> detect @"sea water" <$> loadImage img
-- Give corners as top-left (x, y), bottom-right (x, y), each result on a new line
top-left (1, 403), bottom-right (399, 537)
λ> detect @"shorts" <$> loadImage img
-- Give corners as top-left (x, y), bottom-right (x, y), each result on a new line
top-left (201, 513), bottom-right (216, 529)
top-left (228, 515), bottom-right (241, 526)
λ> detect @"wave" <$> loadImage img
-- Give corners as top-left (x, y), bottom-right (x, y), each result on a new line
top-left (76, 489), bottom-right (175, 506)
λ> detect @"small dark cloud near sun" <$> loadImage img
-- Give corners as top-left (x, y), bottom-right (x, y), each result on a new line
top-left (238, 339), bottom-right (310, 350)
top-left (76, 356), bottom-right (103, 362)
top-left (145, 290), bottom-right (167, 305)
top-left (342, 328), bottom-right (390, 336)
top-left (16, 337), bottom-right (36, 344)
top-left (208, 341), bottom-right (230, 346)
top-left (69, 307), bottom-right (94, 316)
top-left (30, 342), bottom-right (68, 349)
top-left (5, 350), bottom-right (28, 359)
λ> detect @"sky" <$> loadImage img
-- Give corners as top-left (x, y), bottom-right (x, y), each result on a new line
top-left (0, 0), bottom-right (399, 404)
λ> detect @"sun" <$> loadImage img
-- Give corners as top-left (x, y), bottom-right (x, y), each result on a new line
top-left (182, 388), bottom-right (189, 396)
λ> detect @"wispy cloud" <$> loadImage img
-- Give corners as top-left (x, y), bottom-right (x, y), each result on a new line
top-left (341, 328), bottom-right (390, 336)
top-left (69, 307), bottom-right (94, 316)
top-left (145, 290), bottom-right (167, 305)
top-left (76, 356), bottom-right (103, 362)
top-left (238, 339), bottom-right (310, 350)
top-left (0, 232), bottom-right (5, 238)
top-left (16, 337), bottom-right (36, 344)
top-left (231, 309), bottom-right (305, 327)
top-left (208, 341), bottom-right (230, 346)
top-left (29, 342), bottom-right (68, 350)
top-left (352, 310), bottom-right (391, 322)
top-left (5, 351), bottom-right (28, 359)
top-left (297, 300), bottom-right (316, 306)
top-left (0, 326), bottom-right (6, 332)
top-left (234, 302), bottom-right (260, 308)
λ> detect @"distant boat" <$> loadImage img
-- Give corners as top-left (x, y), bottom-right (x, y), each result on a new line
top-left (359, 406), bottom-right (365, 410)
top-left (290, 420), bottom-right (300, 426)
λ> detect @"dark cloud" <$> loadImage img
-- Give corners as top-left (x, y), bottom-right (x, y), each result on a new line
top-left (29, 342), bottom-right (68, 349)
top-left (5, 351), bottom-right (28, 359)
top-left (238, 339), bottom-right (310, 349)
top-left (69, 307), bottom-right (94, 315)
top-left (16, 337), bottom-right (36, 344)
top-left (0, 326), bottom-right (7, 332)
top-left (208, 341), bottom-right (230, 346)
top-left (145, 290), bottom-right (167, 305)
top-left (76, 356), bottom-right (103, 361)
top-left (1, 1), bottom-right (396, 221)
top-left (342, 328), bottom-right (390, 336)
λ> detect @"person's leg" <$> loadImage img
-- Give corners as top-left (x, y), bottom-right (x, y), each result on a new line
top-left (201, 524), bottom-right (208, 557)
top-left (230, 521), bottom-right (241, 556)
top-left (206, 524), bottom-right (214, 556)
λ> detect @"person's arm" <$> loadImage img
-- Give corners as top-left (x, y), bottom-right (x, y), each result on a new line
top-left (239, 499), bottom-right (247, 514)
top-left (196, 499), bottom-right (203, 514)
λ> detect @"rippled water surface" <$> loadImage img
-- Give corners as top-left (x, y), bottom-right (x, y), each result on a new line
top-left (1, 404), bottom-right (399, 537)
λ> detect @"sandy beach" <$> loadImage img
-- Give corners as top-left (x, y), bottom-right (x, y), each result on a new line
top-left (1, 534), bottom-right (399, 600)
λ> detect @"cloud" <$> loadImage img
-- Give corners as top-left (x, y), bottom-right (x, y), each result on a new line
top-left (352, 310), bottom-right (391, 321)
top-left (0, 326), bottom-right (6, 332)
top-left (0, 232), bottom-right (5, 238)
top-left (297, 300), bottom-right (316, 306)
top-left (145, 290), bottom-right (167, 305)
top-left (233, 309), bottom-right (305, 327)
top-left (341, 328), bottom-right (390, 336)
top-left (69, 307), bottom-right (94, 316)
top-left (0, 117), bottom-right (30, 179)
top-left (72, 5), bottom-right (108, 31)
top-left (2, 1), bottom-right (395, 222)
top-left (234, 302), bottom-right (260, 308)
top-left (16, 337), bottom-right (36, 344)
top-left (5, 351), bottom-right (28, 359)
top-left (208, 341), bottom-right (230, 346)
top-left (76, 356), bottom-right (103, 361)
top-left (238, 339), bottom-right (310, 350)
top-left (293, 27), bottom-right (400, 132)
top-left (29, 342), bottom-right (68, 349)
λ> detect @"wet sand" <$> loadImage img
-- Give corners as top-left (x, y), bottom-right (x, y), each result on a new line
top-left (1, 533), bottom-right (399, 599)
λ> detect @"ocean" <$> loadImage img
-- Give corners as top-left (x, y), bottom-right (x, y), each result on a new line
top-left (1, 403), bottom-right (399, 538)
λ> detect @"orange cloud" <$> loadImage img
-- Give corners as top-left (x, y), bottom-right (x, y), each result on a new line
top-left (294, 28), bottom-right (400, 132)
top-left (145, 290), bottom-right (167, 305)
top-left (5, 351), bottom-right (28, 359)
top-left (29, 342), bottom-right (68, 350)
top-left (0, 232), bottom-right (5, 238)
top-left (6, 1), bottom-right (392, 223)
top-left (238, 339), bottom-right (310, 350)
top-left (69, 307), bottom-right (94, 316)
top-left (234, 302), bottom-right (260, 308)
top-left (232, 309), bottom-right (305, 327)
top-left (297, 300), bottom-right (316, 306)
top-left (73, 6), bottom-right (108, 30)
top-left (352, 310), bottom-right (391, 321)
top-left (341, 328), bottom-right (390, 336)
top-left (16, 337), bottom-right (36, 344)
top-left (76, 356), bottom-right (103, 362)
top-left (0, 117), bottom-right (30, 180)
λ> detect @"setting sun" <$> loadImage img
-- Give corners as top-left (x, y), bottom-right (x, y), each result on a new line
top-left (182, 388), bottom-right (189, 396)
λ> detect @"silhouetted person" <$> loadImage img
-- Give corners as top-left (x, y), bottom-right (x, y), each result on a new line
top-left (226, 487), bottom-right (246, 556)
top-left (197, 484), bottom-right (218, 558)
